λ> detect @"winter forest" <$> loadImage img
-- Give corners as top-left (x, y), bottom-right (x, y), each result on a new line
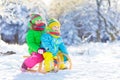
top-left (1, 0), bottom-right (120, 45)
top-left (1, 0), bottom-right (120, 80)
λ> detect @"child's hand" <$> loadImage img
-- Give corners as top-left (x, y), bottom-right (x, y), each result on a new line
top-left (38, 48), bottom-right (45, 54)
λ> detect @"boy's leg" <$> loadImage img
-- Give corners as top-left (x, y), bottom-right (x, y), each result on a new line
top-left (57, 53), bottom-right (67, 69)
top-left (43, 52), bottom-right (54, 72)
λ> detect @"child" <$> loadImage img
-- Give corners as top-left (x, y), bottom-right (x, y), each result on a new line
top-left (26, 14), bottom-right (46, 55)
top-left (21, 14), bottom-right (46, 73)
top-left (41, 18), bottom-right (72, 72)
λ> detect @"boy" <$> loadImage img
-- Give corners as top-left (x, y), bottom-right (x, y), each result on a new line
top-left (41, 18), bottom-right (72, 72)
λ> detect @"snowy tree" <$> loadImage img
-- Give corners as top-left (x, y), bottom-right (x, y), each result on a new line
top-left (58, 0), bottom-right (120, 44)
top-left (0, 0), bottom-right (47, 44)
top-left (48, 0), bottom-right (86, 45)
top-left (95, 0), bottom-right (120, 42)
top-left (48, 0), bottom-right (86, 19)
top-left (1, 0), bottom-right (120, 45)
top-left (59, 14), bottom-right (81, 46)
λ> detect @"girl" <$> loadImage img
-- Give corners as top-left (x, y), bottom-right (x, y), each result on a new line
top-left (41, 18), bottom-right (72, 72)
top-left (21, 14), bottom-right (46, 73)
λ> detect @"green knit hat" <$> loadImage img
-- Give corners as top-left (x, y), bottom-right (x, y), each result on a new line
top-left (31, 14), bottom-right (42, 24)
top-left (28, 14), bottom-right (42, 27)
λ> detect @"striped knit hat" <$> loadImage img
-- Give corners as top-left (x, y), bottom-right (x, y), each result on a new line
top-left (28, 14), bottom-right (42, 27)
top-left (47, 18), bottom-right (61, 37)
top-left (30, 14), bottom-right (42, 24)
top-left (47, 18), bottom-right (61, 29)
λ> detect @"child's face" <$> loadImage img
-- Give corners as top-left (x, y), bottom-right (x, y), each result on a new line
top-left (52, 26), bottom-right (60, 32)
top-left (32, 20), bottom-right (45, 30)
top-left (35, 20), bottom-right (43, 24)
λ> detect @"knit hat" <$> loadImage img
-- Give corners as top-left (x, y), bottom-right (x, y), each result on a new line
top-left (47, 18), bottom-right (61, 29)
top-left (30, 14), bottom-right (42, 24)
top-left (28, 14), bottom-right (42, 27)
top-left (28, 14), bottom-right (45, 30)
top-left (47, 18), bottom-right (61, 38)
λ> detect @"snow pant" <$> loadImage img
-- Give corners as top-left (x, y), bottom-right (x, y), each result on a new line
top-left (43, 52), bottom-right (67, 72)
top-left (43, 52), bottom-right (54, 72)
top-left (21, 52), bottom-right (44, 72)
top-left (57, 52), bottom-right (67, 69)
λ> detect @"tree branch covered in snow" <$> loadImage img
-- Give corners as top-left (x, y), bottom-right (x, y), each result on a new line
top-left (1, 0), bottom-right (120, 45)
top-left (0, 0), bottom-right (47, 44)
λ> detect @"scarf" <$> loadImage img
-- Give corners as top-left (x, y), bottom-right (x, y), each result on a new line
top-left (48, 32), bottom-right (60, 38)
top-left (33, 22), bottom-right (45, 31)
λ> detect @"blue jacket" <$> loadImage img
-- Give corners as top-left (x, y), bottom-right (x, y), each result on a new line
top-left (41, 33), bottom-right (68, 57)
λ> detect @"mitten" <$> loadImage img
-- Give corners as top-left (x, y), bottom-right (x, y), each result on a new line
top-left (38, 48), bottom-right (46, 54)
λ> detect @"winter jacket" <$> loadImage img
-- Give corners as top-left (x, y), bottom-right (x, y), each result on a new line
top-left (41, 33), bottom-right (68, 57)
top-left (26, 29), bottom-right (45, 54)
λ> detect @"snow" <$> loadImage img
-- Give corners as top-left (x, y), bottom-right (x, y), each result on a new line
top-left (1, 40), bottom-right (120, 80)
top-left (1, 0), bottom-right (120, 80)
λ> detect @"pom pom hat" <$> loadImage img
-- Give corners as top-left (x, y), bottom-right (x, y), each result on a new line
top-left (28, 14), bottom-right (46, 30)
top-left (47, 18), bottom-right (61, 29)
top-left (28, 14), bottom-right (43, 27)
top-left (47, 18), bottom-right (61, 37)
top-left (31, 14), bottom-right (42, 24)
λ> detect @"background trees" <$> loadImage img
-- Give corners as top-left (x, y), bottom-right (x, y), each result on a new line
top-left (0, 0), bottom-right (120, 45)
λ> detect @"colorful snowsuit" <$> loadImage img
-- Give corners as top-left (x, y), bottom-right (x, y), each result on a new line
top-left (21, 14), bottom-right (46, 72)
top-left (21, 30), bottom-right (45, 71)
top-left (41, 33), bottom-right (68, 71)
top-left (41, 33), bottom-right (68, 56)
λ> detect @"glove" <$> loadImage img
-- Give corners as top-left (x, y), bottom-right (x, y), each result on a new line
top-left (37, 48), bottom-right (45, 54)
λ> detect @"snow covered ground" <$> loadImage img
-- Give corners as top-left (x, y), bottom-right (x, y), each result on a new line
top-left (1, 40), bottom-right (120, 80)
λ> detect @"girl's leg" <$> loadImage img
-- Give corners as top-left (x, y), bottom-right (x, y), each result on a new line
top-left (57, 53), bottom-right (67, 69)
top-left (43, 52), bottom-right (54, 72)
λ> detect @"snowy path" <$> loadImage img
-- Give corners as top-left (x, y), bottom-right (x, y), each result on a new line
top-left (71, 56), bottom-right (120, 80)
top-left (1, 54), bottom-right (120, 80)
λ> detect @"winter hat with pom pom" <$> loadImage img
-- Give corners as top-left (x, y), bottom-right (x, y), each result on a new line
top-left (28, 14), bottom-right (42, 27)
top-left (47, 18), bottom-right (61, 29)
top-left (47, 18), bottom-right (61, 37)
top-left (30, 14), bottom-right (42, 24)
top-left (28, 14), bottom-right (46, 30)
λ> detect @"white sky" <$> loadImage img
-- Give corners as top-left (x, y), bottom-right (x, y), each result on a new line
top-left (42, 0), bottom-right (52, 7)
